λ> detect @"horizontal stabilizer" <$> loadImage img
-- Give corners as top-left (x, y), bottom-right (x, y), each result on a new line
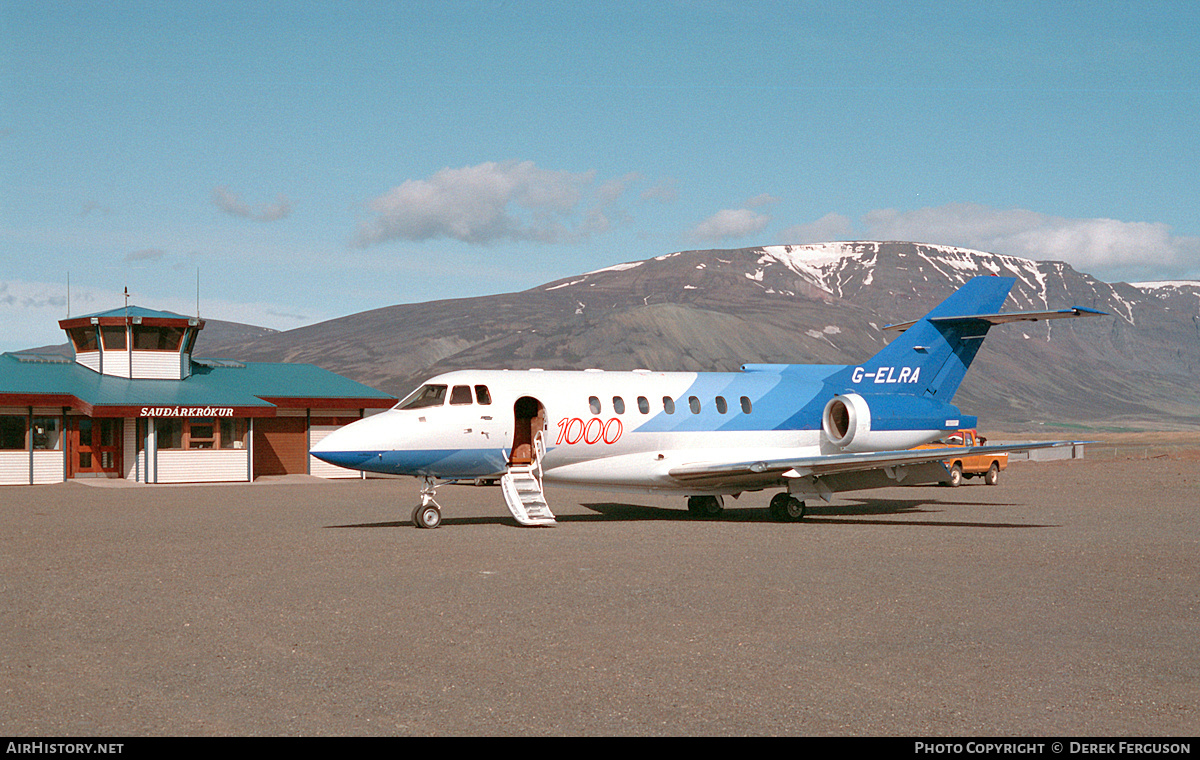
top-left (884, 306), bottom-right (1108, 333)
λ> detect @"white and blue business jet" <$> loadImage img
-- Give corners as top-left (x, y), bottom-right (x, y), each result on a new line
top-left (312, 276), bottom-right (1105, 528)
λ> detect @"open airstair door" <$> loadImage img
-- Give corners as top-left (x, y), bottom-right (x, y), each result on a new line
top-left (501, 463), bottom-right (556, 526)
top-left (502, 397), bottom-right (556, 526)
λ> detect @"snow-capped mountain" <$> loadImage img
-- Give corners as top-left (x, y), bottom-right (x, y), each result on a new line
top-left (202, 242), bottom-right (1200, 432)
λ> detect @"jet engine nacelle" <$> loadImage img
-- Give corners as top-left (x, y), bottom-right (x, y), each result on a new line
top-left (822, 393), bottom-right (875, 452)
top-left (823, 392), bottom-right (976, 452)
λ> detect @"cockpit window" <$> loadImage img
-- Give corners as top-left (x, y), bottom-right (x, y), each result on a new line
top-left (450, 385), bottom-right (473, 405)
top-left (396, 384), bottom-right (448, 410)
top-left (475, 385), bottom-right (492, 405)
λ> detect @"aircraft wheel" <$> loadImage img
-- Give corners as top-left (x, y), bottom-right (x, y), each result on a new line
top-left (413, 504), bottom-right (442, 529)
top-left (783, 497), bottom-right (806, 521)
top-left (687, 495), bottom-right (723, 518)
top-left (947, 463), bottom-right (963, 487)
top-left (768, 492), bottom-right (790, 521)
top-left (985, 462), bottom-right (1000, 486)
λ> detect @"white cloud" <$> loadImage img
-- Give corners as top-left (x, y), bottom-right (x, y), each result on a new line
top-left (79, 201), bottom-right (114, 217)
top-left (212, 187), bottom-right (293, 222)
top-left (777, 212), bottom-right (854, 245)
top-left (583, 172), bottom-right (643, 236)
top-left (686, 207), bottom-right (771, 244)
top-left (775, 203), bottom-right (1200, 281)
top-left (0, 280), bottom-right (92, 352)
top-left (597, 173), bottom-right (641, 205)
top-left (124, 248), bottom-right (166, 262)
top-left (0, 281), bottom-right (66, 312)
top-left (859, 203), bottom-right (1200, 280)
top-left (0, 279), bottom-right (322, 354)
top-left (745, 193), bottom-right (780, 208)
top-left (355, 160), bottom-right (626, 247)
top-left (640, 178), bottom-right (679, 203)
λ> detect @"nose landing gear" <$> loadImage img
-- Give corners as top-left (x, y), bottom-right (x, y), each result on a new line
top-left (412, 502), bottom-right (442, 529)
top-left (412, 477), bottom-right (443, 529)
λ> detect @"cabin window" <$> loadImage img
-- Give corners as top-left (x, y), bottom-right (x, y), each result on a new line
top-left (612, 396), bottom-right (625, 414)
top-left (715, 396), bottom-right (728, 414)
top-left (740, 396), bottom-right (752, 414)
top-left (663, 397), bottom-right (675, 414)
top-left (688, 396), bottom-right (701, 414)
top-left (67, 326), bottom-right (97, 352)
top-left (450, 385), bottom-right (473, 405)
top-left (637, 396), bottom-right (649, 414)
top-left (100, 326), bottom-right (127, 350)
top-left (475, 385), bottom-right (492, 405)
top-left (589, 396), bottom-right (602, 415)
top-left (397, 384), bottom-right (448, 410)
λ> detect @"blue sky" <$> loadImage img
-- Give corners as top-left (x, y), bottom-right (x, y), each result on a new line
top-left (2, 0), bottom-right (1198, 352)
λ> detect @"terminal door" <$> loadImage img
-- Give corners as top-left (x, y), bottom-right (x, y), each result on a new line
top-left (69, 418), bottom-right (123, 478)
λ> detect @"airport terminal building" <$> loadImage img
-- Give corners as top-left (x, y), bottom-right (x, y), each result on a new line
top-left (0, 306), bottom-right (395, 485)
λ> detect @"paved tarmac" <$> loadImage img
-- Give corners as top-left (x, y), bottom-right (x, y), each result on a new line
top-left (2, 454), bottom-right (1197, 736)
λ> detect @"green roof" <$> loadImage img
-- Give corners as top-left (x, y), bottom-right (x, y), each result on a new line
top-left (70, 306), bottom-right (196, 321)
top-left (0, 353), bottom-right (394, 415)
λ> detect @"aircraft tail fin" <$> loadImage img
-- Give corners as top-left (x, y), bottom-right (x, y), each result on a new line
top-left (863, 276), bottom-right (1014, 401)
top-left (848, 276), bottom-right (1107, 401)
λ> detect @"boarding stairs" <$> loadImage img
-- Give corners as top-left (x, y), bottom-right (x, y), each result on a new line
top-left (500, 430), bottom-right (556, 526)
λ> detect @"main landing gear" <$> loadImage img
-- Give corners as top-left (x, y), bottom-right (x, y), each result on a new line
top-left (768, 492), bottom-right (806, 522)
top-left (411, 477), bottom-right (443, 529)
top-left (687, 493), bottom-right (807, 522)
top-left (687, 495), bottom-right (725, 518)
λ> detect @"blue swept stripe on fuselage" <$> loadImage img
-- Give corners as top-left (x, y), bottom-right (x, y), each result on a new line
top-left (317, 446), bottom-right (512, 479)
top-left (632, 369), bottom-right (809, 433)
top-left (633, 365), bottom-right (966, 435)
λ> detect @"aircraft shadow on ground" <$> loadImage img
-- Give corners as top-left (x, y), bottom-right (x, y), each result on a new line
top-left (577, 498), bottom-right (1050, 529)
top-left (327, 497), bottom-right (1052, 530)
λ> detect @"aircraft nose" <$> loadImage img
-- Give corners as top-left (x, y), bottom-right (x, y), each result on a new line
top-left (310, 418), bottom-right (383, 469)
top-left (310, 447), bottom-right (376, 469)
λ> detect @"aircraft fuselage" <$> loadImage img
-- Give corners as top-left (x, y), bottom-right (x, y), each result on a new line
top-left (312, 365), bottom-right (956, 494)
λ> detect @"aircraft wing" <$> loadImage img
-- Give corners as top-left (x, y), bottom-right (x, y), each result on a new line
top-left (666, 440), bottom-right (1082, 489)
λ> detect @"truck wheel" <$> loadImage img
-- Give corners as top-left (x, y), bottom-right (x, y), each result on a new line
top-left (947, 463), bottom-right (963, 487)
top-left (985, 462), bottom-right (1000, 486)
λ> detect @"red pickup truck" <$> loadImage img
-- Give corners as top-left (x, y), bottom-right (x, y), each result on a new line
top-left (913, 429), bottom-right (1006, 487)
